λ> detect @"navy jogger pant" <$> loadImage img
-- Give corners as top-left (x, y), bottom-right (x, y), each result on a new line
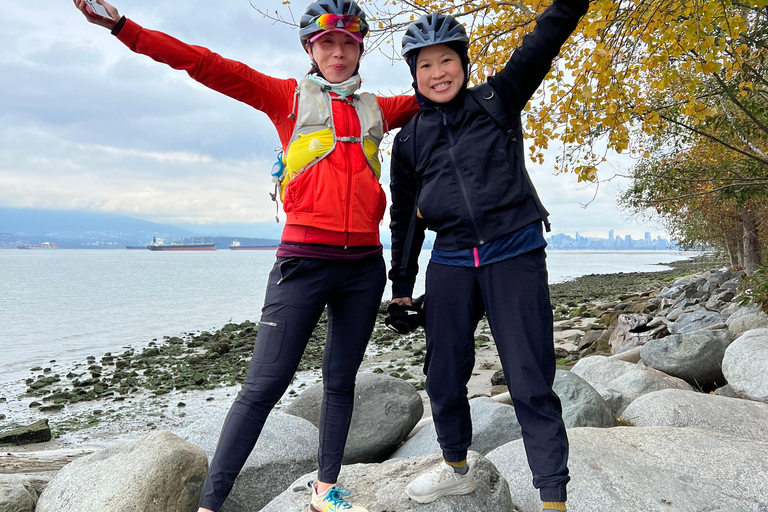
top-left (423, 248), bottom-right (569, 503)
top-left (199, 255), bottom-right (386, 511)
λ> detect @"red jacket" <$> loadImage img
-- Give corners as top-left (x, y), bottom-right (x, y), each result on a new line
top-left (116, 20), bottom-right (419, 247)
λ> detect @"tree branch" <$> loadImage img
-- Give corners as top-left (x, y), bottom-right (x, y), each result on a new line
top-left (657, 113), bottom-right (768, 167)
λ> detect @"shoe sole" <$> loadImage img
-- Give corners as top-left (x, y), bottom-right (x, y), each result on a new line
top-left (405, 478), bottom-right (477, 504)
top-left (309, 503), bottom-right (368, 512)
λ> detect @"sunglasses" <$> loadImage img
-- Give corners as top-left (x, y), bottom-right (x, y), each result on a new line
top-left (315, 14), bottom-right (363, 33)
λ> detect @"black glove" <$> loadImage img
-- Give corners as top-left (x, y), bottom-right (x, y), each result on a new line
top-left (384, 298), bottom-right (425, 334)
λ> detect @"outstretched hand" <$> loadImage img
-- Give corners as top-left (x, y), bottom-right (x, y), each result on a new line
top-left (73, 0), bottom-right (120, 30)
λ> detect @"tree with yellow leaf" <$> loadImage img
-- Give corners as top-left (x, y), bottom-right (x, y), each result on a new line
top-left (265, 0), bottom-right (768, 268)
top-left (259, 1), bottom-right (768, 174)
top-left (363, 0), bottom-right (768, 270)
top-left (343, 0), bottom-right (768, 181)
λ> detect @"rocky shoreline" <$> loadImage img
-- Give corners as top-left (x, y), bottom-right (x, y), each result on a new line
top-left (0, 254), bottom-right (719, 449)
top-left (548, 253), bottom-right (719, 304)
top-left (5, 252), bottom-right (768, 511)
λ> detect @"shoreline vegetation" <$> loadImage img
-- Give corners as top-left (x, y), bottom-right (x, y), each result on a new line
top-left (1, 253), bottom-right (723, 450)
top-left (548, 253), bottom-right (720, 304)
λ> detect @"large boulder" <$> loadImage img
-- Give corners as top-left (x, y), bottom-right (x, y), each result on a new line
top-left (0, 420), bottom-right (51, 445)
top-left (600, 367), bottom-right (694, 414)
top-left (640, 329), bottom-right (733, 387)
top-left (0, 475), bottom-right (49, 512)
top-left (623, 388), bottom-right (768, 442)
top-left (722, 328), bottom-right (768, 402)
top-left (284, 372), bottom-right (423, 463)
top-left (668, 307), bottom-right (725, 334)
top-left (720, 301), bottom-right (742, 319)
top-left (570, 356), bottom-right (635, 386)
top-left (390, 397), bottom-right (521, 459)
top-left (656, 278), bottom-right (688, 299)
top-left (705, 290), bottom-right (736, 310)
top-left (179, 411), bottom-right (318, 512)
top-left (571, 356), bottom-right (692, 414)
top-left (35, 430), bottom-right (207, 512)
top-left (726, 305), bottom-right (768, 337)
top-left (665, 304), bottom-right (696, 322)
top-left (393, 371), bottom-right (615, 460)
top-left (551, 370), bottom-right (615, 428)
top-left (487, 427), bottom-right (768, 512)
top-left (261, 452), bottom-right (515, 512)
top-left (608, 314), bottom-right (653, 354)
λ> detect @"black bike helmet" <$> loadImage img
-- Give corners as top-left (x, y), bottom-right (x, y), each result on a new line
top-left (401, 12), bottom-right (469, 62)
top-left (300, 0), bottom-right (370, 51)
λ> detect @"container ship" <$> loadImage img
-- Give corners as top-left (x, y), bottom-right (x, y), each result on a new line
top-left (17, 242), bottom-right (58, 250)
top-left (229, 240), bottom-right (279, 250)
top-left (147, 237), bottom-right (216, 251)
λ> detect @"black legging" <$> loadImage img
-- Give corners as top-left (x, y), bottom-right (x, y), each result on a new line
top-left (199, 255), bottom-right (386, 511)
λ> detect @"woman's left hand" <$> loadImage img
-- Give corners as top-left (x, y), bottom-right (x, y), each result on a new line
top-left (73, 0), bottom-right (120, 30)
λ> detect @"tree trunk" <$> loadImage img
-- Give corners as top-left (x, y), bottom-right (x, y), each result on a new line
top-left (742, 209), bottom-right (762, 274)
top-left (723, 232), bottom-right (735, 268)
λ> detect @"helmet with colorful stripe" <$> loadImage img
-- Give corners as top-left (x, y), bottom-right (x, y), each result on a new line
top-left (401, 12), bottom-right (469, 62)
top-left (300, 0), bottom-right (370, 50)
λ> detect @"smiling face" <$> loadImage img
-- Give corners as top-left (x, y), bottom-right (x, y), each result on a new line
top-left (415, 44), bottom-right (465, 103)
top-left (307, 31), bottom-right (362, 83)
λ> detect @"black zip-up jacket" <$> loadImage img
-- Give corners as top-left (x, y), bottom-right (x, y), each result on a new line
top-left (389, 0), bottom-right (590, 298)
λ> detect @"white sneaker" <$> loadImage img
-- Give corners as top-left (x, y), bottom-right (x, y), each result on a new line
top-left (405, 459), bottom-right (477, 504)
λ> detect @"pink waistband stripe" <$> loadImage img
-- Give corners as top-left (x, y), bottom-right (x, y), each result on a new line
top-left (473, 247), bottom-right (480, 267)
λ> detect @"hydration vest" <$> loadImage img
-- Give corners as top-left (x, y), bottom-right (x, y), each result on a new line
top-left (278, 75), bottom-right (384, 201)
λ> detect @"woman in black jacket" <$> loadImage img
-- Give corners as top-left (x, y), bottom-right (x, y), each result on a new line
top-left (388, 1), bottom-right (590, 510)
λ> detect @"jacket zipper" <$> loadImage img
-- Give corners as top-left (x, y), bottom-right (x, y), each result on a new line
top-left (343, 101), bottom-right (353, 248)
top-left (440, 109), bottom-right (484, 245)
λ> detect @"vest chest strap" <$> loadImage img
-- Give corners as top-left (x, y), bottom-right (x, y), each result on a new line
top-left (337, 136), bottom-right (363, 143)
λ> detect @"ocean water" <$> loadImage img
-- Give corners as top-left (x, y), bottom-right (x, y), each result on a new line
top-left (0, 249), bottom-right (694, 383)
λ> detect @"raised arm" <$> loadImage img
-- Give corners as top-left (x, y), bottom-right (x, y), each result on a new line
top-left (491, 0), bottom-right (590, 112)
top-left (389, 132), bottom-right (428, 302)
top-left (72, 0), bottom-right (296, 132)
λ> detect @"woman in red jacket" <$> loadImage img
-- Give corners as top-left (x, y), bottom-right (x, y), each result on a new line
top-left (73, 1), bottom-right (418, 511)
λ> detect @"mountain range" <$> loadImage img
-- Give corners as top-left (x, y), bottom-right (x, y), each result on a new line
top-left (0, 208), bottom-right (281, 249)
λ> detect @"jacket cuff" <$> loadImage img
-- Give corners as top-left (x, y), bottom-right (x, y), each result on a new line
top-left (392, 279), bottom-right (416, 300)
top-left (110, 16), bottom-right (127, 36)
top-left (113, 17), bottom-right (142, 46)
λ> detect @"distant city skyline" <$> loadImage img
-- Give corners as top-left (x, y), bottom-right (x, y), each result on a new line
top-left (546, 230), bottom-right (677, 251)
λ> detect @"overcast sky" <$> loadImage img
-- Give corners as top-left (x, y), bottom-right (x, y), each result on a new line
top-left (0, 0), bottom-right (665, 239)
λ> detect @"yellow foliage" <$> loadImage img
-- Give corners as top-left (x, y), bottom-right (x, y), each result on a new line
top-left (358, 0), bottom-right (768, 178)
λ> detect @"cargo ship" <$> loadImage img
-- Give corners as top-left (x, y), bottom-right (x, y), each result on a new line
top-left (125, 245), bottom-right (148, 250)
top-left (229, 240), bottom-right (279, 250)
top-left (17, 242), bottom-right (58, 250)
top-left (147, 237), bottom-right (216, 251)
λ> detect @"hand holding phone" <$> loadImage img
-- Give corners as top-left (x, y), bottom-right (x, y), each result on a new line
top-left (75, 0), bottom-right (118, 28)
top-left (84, 0), bottom-right (113, 21)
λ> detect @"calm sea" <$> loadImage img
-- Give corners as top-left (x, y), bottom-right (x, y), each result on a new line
top-left (0, 249), bottom-right (693, 383)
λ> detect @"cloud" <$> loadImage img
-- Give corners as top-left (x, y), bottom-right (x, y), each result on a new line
top-left (0, 0), bottom-right (664, 238)
top-left (0, 119), bottom-right (276, 224)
